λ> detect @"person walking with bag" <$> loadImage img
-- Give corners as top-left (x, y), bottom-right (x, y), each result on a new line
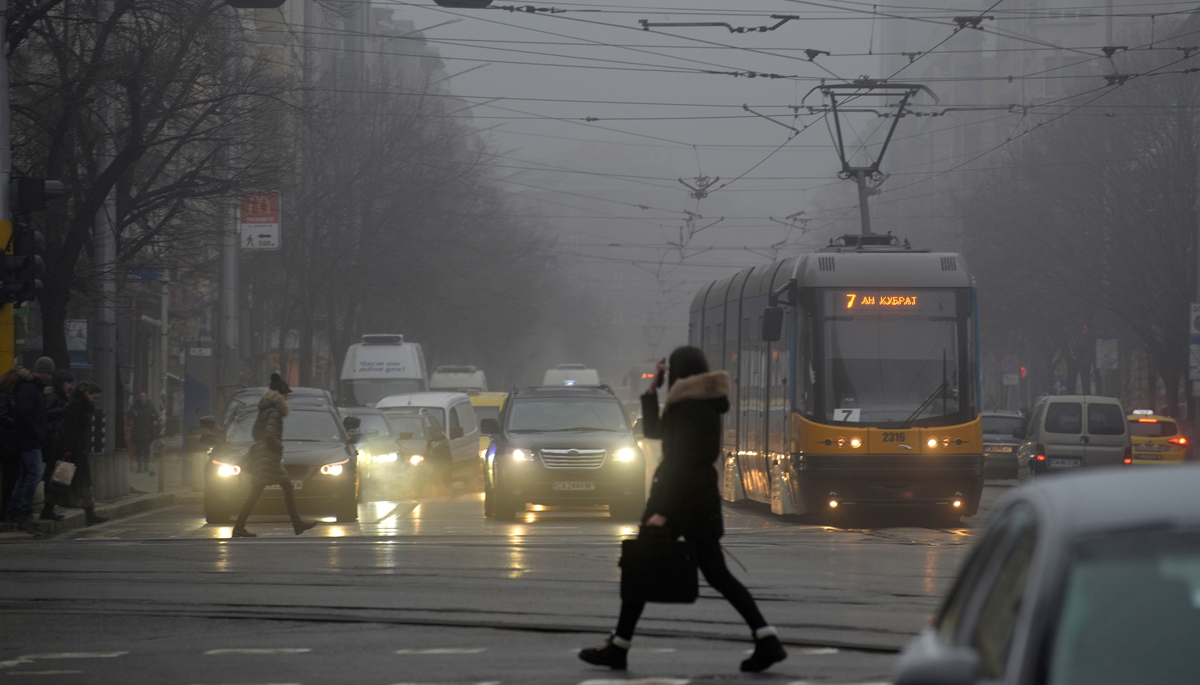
top-left (50, 383), bottom-right (107, 526)
top-left (39, 370), bottom-right (74, 521)
top-left (231, 374), bottom-right (317, 538)
top-left (5, 358), bottom-right (55, 524)
top-left (579, 346), bottom-right (787, 673)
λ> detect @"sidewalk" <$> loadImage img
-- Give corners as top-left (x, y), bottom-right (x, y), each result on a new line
top-left (0, 437), bottom-right (199, 538)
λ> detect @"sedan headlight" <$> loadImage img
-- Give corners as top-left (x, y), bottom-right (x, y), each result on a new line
top-left (614, 447), bottom-right (637, 462)
top-left (512, 448), bottom-right (533, 462)
top-left (320, 460), bottom-right (349, 476)
top-left (373, 452), bottom-right (399, 463)
top-left (213, 461), bottom-right (241, 477)
top-left (409, 454), bottom-right (424, 466)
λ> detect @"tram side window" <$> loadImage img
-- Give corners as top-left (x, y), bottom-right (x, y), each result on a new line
top-left (797, 307), bottom-right (815, 417)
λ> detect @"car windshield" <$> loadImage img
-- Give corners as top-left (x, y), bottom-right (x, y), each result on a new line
top-left (381, 408), bottom-right (444, 432)
top-left (474, 406), bottom-right (500, 423)
top-left (343, 379), bottom-right (424, 406)
top-left (983, 416), bottom-right (1025, 436)
top-left (507, 398), bottom-right (628, 433)
top-left (349, 413), bottom-right (390, 437)
top-left (1129, 419), bottom-right (1178, 438)
top-left (822, 290), bottom-right (960, 426)
top-left (386, 415), bottom-right (427, 439)
top-left (1048, 529), bottom-right (1200, 685)
top-left (225, 409), bottom-right (343, 443)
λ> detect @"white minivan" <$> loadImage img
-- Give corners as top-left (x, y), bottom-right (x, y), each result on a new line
top-left (430, 365), bottom-right (488, 392)
top-left (376, 392), bottom-right (481, 480)
top-left (340, 334), bottom-right (428, 406)
top-left (1018, 394), bottom-right (1130, 477)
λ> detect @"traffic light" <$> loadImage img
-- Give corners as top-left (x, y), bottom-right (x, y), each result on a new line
top-left (433, 0), bottom-right (493, 6)
top-left (4, 178), bottom-right (62, 304)
top-left (227, 0), bottom-right (285, 7)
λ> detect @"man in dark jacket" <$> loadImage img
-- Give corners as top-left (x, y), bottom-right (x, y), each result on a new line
top-left (128, 391), bottom-right (159, 473)
top-left (231, 374), bottom-right (317, 538)
top-left (580, 346), bottom-right (786, 673)
top-left (6, 357), bottom-right (55, 523)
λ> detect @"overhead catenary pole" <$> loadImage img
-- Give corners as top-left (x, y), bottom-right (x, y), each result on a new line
top-left (95, 0), bottom-right (117, 453)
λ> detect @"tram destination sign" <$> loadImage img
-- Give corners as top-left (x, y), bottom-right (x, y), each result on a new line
top-left (834, 289), bottom-right (952, 314)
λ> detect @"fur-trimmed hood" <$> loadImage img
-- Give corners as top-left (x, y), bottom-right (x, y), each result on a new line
top-left (259, 389), bottom-right (290, 417)
top-left (665, 370), bottom-right (730, 406)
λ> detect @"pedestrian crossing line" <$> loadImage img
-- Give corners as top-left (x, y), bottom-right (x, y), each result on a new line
top-left (395, 648), bottom-right (489, 655)
top-left (204, 648), bottom-right (311, 655)
top-left (579, 679), bottom-right (690, 685)
top-left (787, 681), bottom-right (889, 685)
top-left (567, 648), bottom-right (677, 654)
top-left (1, 652), bottom-right (128, 670)
top-left (188, 682), bottom-right (302, 685)
top-left (389, 682), bottom-right (500, 685)
top-left (7, 671), bottom-right (85, 675)
top-left (743, 647), bottom-right (841, 655)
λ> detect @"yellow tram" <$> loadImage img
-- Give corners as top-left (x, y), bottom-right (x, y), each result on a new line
top-left (689, 234), bottom-right (983, 519)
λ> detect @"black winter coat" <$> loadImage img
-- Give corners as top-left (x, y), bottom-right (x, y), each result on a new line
top-left (45, 388), bottom-right (69, 458)
top-left (641, 371), bottom-right (730, 538)
top-left (128, 401), bottom-right (160, 444)
top-left (57, 396), bottom-right (96, 487)
top-left (12, 371), bottom-right (49, 453)
top-left (0, 391), bottom-right (17, 457)
top-left (246, 390), bottom-right (289, 484)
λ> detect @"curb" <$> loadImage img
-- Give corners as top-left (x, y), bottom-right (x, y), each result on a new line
top-left (0, 492), bottom-right (176, 537)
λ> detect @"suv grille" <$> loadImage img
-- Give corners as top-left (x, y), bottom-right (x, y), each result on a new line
top-left (540, 449), bottom-right (607, 469)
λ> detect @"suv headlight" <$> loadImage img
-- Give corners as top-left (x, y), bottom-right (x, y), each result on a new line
top-left (320, 459), bottom-right (350, 476)
top-left (614, 447), bottom-right (637, 462)
top-left (212, 460), bottom-right (241, 477)
top-left (512, 448), bottom-right (533, 462)
top-left (373, 452), bottom-right (399, 463)
top-left (409, 454), bottom-right (424, 466)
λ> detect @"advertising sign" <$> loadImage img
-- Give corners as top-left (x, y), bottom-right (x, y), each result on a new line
top-left (239, 192), bottom-right (281, 250)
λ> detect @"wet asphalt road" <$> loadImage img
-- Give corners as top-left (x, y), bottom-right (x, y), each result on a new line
top-left (0, 484), bottom-right (1013, 685)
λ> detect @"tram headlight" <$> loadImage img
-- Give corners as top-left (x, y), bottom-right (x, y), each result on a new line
top-left (927, 438), bottom-right (939, 448)
top-left (837, 437), bottom-right (846, 448)
top-left (849, 437), bottom-right (862, 449)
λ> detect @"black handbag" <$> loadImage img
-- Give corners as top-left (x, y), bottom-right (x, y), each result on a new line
top-left (619, 527), bottom-right (698, 604)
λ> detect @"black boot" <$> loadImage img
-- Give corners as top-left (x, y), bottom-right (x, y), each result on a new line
top-left (39, 506), bottom-right (64, 521)
top-left (84, 509), bottom-right (108, 526)
top-left (293, 520), bottom-right (318, 535)
top-left (741, 628), bottom-right (787, 673)
top-left (578, 634), bottom-right (628, 670)
top-left (231, 527), bottom-right (256, 538)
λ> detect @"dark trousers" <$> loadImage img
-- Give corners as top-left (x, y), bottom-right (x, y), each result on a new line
top-left (1, 454), bottom-right (18, 513)
top-left (132, 440), bottom-right (152, 472)
top-left (615, 531), bottom-right (768, 640)
top-left (234, 477), bottom-right (302, 528)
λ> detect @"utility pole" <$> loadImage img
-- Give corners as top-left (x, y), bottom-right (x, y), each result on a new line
top-left (95, 0), bottom-right (117, 453)
top-left (0, 0), bottom-right (14, 373)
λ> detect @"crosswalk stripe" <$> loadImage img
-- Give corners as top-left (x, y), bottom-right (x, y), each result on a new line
top-left (579, 680), bottom-right (690, 685)
top-left (204, 649), bottom-right (311, 655)
top-left (395, 648), bottom-right (489, 655)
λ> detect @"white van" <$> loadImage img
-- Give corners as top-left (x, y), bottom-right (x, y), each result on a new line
top-left (340, 334), bottom-right (428, 406)
top-left (376, 392), bottom-right (480, 480)
top-left (1018, 394), bottom-right (1130, 477)
top-left (430, 365), bottom-right (488, 392)
top-left (543, 363), bottom-right (600, 387)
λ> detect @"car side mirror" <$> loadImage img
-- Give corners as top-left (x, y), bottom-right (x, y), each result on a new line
top-left (760, 306), bottom-right (784, 342)
top-left (199, 415), bottom-right (216, 431)
top-left (893, 630), bottom-right (980, 685)
top-left (480, 418), bottom-right (500, 435)
top-left (396, 431), bottom-right (415, 441)
top-left (343, 416), bottom-right (362, 432)
top-left (450, 426), bottom-right (464, 440)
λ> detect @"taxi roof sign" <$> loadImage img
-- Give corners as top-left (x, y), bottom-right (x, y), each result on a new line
top-left (1131, 409), bottom-right (1154, 415)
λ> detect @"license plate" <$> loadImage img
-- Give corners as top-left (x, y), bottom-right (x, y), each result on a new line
top-left (1048, 458), bottom-right (1081, 468)
top-left (552, 481), bottom-right (595, 491)
top-left (985, 445), bottom-right (1014, 453)
top-left (266, 480), bottom-right (304, 490)
top-left (1134, 453), bottom-right (1162, 460)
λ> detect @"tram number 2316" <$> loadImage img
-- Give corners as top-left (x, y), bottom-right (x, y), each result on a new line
top-left (881, 432), bottom-right (907, 443)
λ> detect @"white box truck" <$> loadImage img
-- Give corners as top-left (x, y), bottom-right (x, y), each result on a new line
top-left (340, 334), bottom-right (428, 406)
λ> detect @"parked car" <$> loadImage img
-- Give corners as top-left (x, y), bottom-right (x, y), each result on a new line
top-left (982, 410), bottom-right (1026, 479)
top-left (481, 385), bottom-right (645, 521)
top-left (1127, 410), bottom-right (1189, 465)
top-left (1016, 395), bottom-right (1129, 478)
top-left (894, 465), bottom-right (1200, 685)
top-left (375, 392), bottom-right (480, 483)
top-left (204, 389), bottom-right (361, 523)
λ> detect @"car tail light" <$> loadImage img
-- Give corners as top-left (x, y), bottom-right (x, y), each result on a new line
top-left (1123, 445), bottom-right (1133, 465)
top-left (1035, 444), bottom-right (1046, 461)
top-left (1169, 437), bottom-right (1188, 446)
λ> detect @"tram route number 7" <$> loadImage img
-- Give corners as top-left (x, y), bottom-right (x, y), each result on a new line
top-left (833, 408), bottom-right (861, 422)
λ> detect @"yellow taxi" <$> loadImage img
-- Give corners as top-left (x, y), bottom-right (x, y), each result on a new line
top-left (1125, 410), bottom-right (1188, 465)
top-left (468, 391), bottom-right (508, 459)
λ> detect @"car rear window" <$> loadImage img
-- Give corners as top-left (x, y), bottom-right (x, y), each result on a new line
top-left (1086, 403), bottom-right (1126, 436)
top-left (1045, 403), bottom-right (1083, 434)
top-left (983, 416), bottom-right (1026, 436)
top-left (1128, 419), bottom-right (1178, 438)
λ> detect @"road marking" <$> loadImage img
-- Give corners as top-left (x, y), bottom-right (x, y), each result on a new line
top-left (8, 671), bottom-right (85, 675)
top-left (579, 680), bottom-right (689, 685)
top-left (788, 682), bottom-right (889, 685)
top-left (390, 682), bottom-right (500, 685)
top-left (801, 647), bottom-right (840, 655)
top-left (569, 648), bottom-right (676, 654)
top-left (189, 682), bottom-right (302, 685)
top-left (395, 648), bottom-right (488, 655)
top-left (19, 653), bottom-right (127, 660)
top-left (204, 649), bottom-right (311, 655)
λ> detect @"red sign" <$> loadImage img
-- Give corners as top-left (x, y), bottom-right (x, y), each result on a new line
top-left (240, 192), bottom-right (279, 224)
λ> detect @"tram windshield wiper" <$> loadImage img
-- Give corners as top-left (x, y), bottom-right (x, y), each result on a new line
top-left (902, 380), bottom-right (950, 428)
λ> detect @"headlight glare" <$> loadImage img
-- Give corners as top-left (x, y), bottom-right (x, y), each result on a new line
top-left (512, 448), bottom-right (533, 461)
top-left (320, 460), bottom-right (348, 476)
top-left (215, 462), bottom-right (240, 477)
top-left (374, 452), bottom-right (398, 463)
top-left (614, 447), bottom-right (636, 462)
top-left (409, 454), bottom-right (424, 466)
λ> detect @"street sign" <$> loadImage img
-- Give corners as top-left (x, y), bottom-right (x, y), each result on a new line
top-left (239, 192), bottom-right (281, 250)
top-left (1003, 373), bottom-right (1020, 387)
top-left (1000, 355), bottom-right (1020, 375)
top-left (126, 267), bottom-right (159, 282)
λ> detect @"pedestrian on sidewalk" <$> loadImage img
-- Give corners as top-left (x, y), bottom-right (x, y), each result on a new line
top-left (231, 374), bottom-right (317, 538)
top-left (5, 358), bottom-right (54, 524)
top-left (0, 368), bottom-right (22, 514)
top-left (579, 346), bottom-right (787, 673)
top-left (39, 370), bottom-right (74, 521)
top-left (128, 391), bottom-right (160, 474)
top-left (49, 382), bottom-right (107, 526)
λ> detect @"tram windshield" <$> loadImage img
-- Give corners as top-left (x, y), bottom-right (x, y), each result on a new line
top-left (822, 290), bottom-right (962, 427)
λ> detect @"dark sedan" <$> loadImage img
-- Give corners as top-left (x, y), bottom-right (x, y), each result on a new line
top-left (894, 465), bottom-right (1200, 685)
top-left (982, 410), bottom-right (1026, 479)
top-left (204, 403), bottom-right (360, 523)
top-left (358, 408), bottom-right (453, 497)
